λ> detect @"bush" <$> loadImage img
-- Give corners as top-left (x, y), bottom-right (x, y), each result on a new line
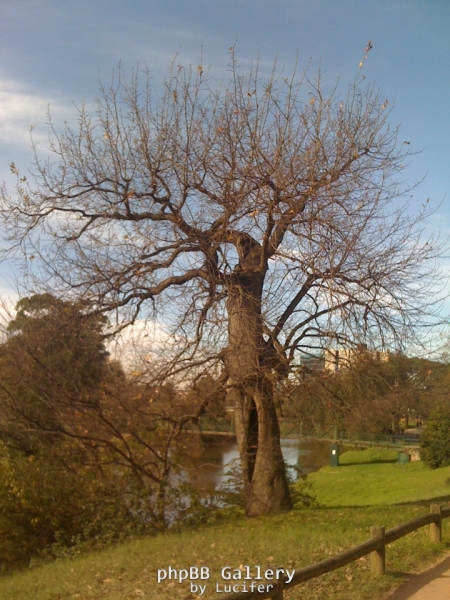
top-left (420, 407), bottom-right (450, 469)
top-left (290, 474), bottom-right (318, 508)
top-left (0, 442), bottom-right (147, 569)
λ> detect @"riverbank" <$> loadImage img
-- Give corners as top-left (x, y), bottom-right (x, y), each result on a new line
top-left (0, 449), bottom-right (449, 600)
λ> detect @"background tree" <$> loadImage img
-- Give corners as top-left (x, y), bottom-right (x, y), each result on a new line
top-left (0, 293), bottom-right (109, 452)
top-left (285, 352), bottom-right (444, 435)
top-left (420, 406), bottom-right (450, 469)
top-left (0, 49), bottom-right (443, 516)
top-left (0, 294), bottom-right (208, 528)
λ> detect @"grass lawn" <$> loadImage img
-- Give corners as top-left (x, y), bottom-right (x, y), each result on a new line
top-left (309, 448), bottom-right (450, 506)
top-left (0, 449), bottom-right (449, 600)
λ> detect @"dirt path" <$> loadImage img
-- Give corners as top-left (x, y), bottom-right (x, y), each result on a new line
top-left (383, 553), bottom-right (450, 599)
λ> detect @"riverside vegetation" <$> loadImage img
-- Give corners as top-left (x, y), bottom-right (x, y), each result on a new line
top-left (1, 449), bottom-right (450, 600)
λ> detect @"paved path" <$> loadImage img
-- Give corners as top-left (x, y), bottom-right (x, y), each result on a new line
top-left (384, 553), bottom-right (450, 599)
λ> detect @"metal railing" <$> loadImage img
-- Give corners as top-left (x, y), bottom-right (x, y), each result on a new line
top-left (185, 419), bottom-right (420, 448)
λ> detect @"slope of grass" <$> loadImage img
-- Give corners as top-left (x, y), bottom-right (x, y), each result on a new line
top-left (309, 448), bottom-right (450, 506)
top-left (0, 449), bottom-right (449, 600)
top-left (0, 504), bottom-right (447, 600)
top-left (339, 448), bottom-right (399, 464)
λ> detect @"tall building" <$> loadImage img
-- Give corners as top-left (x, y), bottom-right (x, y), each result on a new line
top-left (324, 347), bottom-right (389, 372)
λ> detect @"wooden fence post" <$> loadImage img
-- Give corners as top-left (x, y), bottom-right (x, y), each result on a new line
top-left (430, 505), bottom-right (442, 542)
top-left (271, 580), bottom-right (284, 600)
top-left (370, 526), bottom-right (385, 576)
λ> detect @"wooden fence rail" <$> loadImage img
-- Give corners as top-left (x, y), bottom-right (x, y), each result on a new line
top-left (216, 504), bottom-right (450, 600)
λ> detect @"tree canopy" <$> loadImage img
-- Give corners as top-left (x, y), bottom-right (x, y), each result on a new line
top-left (0, 294), bottom-right (109, 451)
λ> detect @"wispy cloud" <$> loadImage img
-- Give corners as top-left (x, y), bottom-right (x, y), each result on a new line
top-left (108, 319), bottom-right (172, 369)
top-left (0, 77), bottom-right (91, 151)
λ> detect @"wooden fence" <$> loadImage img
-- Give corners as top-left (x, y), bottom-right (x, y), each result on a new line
top-left (216, 504), bottom-right (450, 600)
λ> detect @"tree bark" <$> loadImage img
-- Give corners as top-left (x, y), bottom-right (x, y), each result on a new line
top-left (226, 270), bottom-right (292, 516)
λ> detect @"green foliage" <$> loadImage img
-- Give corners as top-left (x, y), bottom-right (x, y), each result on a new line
top-left (215, 462), bottom-right (246, 509)
top-left (167, 481), bottom-right (228, 530)
top-left (420, 407), bottom-right (450, 469)
top-left (286, 352), bottom-right (447, 434)
top-left (0, 295), bottom-right (186, 565)
top-left (0, 294), bottom-right (110, 452)
top-left (0, 442), bottom-right (147, 569)
top-left (7, 293), bottom-right (109, 390)
top-left (185, 374), bottom-right (227, 424)
top-left (290, 474), bottom-right (318, 508)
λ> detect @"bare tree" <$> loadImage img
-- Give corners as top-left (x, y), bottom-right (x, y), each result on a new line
top-left (0, 49), bottom-right (444, 515)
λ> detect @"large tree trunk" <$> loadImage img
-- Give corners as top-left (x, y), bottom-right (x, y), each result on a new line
top-left (226, 270), bottom-right (292, 516)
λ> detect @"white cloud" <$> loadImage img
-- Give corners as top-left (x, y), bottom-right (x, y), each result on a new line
top-left (0, 77), bottom-right (95, 155)
top-left (107, 319), bottom-right (172, 369)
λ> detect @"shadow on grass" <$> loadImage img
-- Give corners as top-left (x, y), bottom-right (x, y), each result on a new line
top-left (338, 458), bottom-right (397, 466)
top-left (408, 494), bottom-right (450, 505)
top-left (308, 493), bottom-right (450, 511)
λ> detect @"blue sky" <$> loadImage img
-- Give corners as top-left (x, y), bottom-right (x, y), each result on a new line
top-left (1, 0), bottom-right (449, 308)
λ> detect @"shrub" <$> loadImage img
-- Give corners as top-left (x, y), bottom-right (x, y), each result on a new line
top-left (0, 442), bottom-right (147, 569)
top-left (420, 407), bottom-right (450, 469)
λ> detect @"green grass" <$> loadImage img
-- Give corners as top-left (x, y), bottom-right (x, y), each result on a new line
top-left (339, 448), bottom-right (399, 464)
top-left (0, 505), bottom-right (447, 600)
top-left (309, 448), bottom-right (450, 506)
top-left (1, 449), bottom-right (450, 600)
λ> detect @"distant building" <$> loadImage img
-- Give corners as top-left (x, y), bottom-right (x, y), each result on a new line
top-left (299, 352), bottom-right (325, 371)
top-left (324, 347), bottom-right (389, 373)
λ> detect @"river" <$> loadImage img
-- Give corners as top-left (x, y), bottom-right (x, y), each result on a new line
top-left (180, 436), bottom-right (330, 496)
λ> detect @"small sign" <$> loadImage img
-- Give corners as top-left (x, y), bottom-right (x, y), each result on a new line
top-left (330, 443), bottom-right (340, 467)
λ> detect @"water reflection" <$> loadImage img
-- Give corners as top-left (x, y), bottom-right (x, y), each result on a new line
top-left (180, 436), bottom-right (330, 496)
